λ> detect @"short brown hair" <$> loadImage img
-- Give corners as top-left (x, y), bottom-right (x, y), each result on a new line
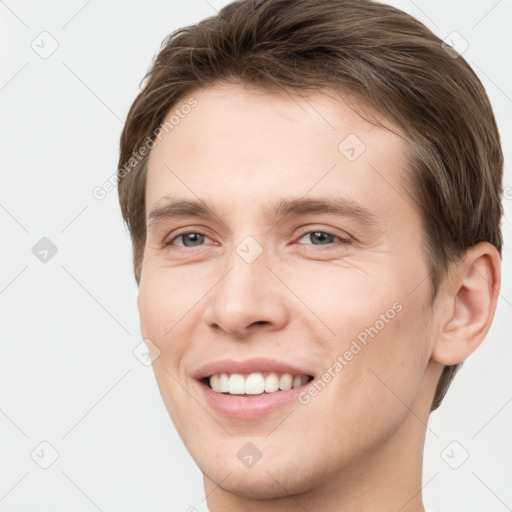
top-left (117, 0), bottom-right (503, 410)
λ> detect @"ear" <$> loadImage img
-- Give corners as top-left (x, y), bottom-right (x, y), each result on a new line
top-left (431, 242), bottom-right (501, 366)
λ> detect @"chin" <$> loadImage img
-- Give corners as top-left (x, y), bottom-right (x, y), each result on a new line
top-left (198, 446), bottom-right (325, 500)
top-left (204, 466), bottom-right (310, 500)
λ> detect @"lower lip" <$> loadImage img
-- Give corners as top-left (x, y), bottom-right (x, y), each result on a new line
top-left (195, 380), bottom-right (310, 419)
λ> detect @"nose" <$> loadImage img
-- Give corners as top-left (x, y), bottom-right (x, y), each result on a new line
top-left (202, 246), bottom-right (290, 338)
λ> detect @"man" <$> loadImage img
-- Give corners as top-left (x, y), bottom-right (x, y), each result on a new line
top-left (117, 0), bottom-right (503, 510)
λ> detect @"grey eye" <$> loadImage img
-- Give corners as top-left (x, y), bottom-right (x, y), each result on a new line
top-left (173, 232), bottom-right (210, 247)
top-left (297, 231), bottom-right (340, 245)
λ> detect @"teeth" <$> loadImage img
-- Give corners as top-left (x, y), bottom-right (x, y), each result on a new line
top-left (229, 374), bottom-right (245, 394)
top-left (208, 372), bottom-right (311, 395)
top-left (218, 373), bottom-right (229, 392)
top-left (245, 373), bottom-right (265, 394)
top-left (279, 373), bottom-right (293, 391)
top-left (210, 374), bottom-right (220, 391)
top-left (264, 372), bottom-right (279, 393)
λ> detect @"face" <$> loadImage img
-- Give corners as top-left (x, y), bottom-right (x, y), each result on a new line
top-left (138, 83), bottom-right (438, 499)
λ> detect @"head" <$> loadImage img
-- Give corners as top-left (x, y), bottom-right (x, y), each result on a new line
top-left (117, 0), bottom-right (503, 503)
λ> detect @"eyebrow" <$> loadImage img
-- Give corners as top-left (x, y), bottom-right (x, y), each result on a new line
top-left (147, 195), bottom-right (377, 229)
top-left (267, 196), bottom-right (377, 227)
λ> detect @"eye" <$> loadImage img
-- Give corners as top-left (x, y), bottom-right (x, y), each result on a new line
top-left (167, 231), bottom-right (213, 248)
top-left (295, 230), bottom-right (348, 247)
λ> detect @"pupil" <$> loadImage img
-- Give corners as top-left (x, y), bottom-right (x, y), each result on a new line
top-left (312, 232), bottom-right (332, 244)
top-left (184, 233), bottom-right (203, 247)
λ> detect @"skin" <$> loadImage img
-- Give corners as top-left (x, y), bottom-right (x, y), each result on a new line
top-left (137, 83), bottom-right (500, 511)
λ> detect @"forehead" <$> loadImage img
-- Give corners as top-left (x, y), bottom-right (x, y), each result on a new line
top-left (145, 83), bottom-right (410, 218)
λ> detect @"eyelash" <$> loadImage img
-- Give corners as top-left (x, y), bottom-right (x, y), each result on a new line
top-left (165, 229), bottom-right (349, 250)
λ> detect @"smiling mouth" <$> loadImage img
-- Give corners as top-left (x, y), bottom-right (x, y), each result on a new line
top-left (201, 372), bottom-right (314, 396)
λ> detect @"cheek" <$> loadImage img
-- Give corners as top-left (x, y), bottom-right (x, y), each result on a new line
top-left (137, 272), bottom-right (189, 366)
top-left (301, 264), bottom-right (431, 417)
top-left (137, 274), bottom-right (200, 432)
top-left (138, 266), bottom-right (201, 338)
top-left (334, 296), bottom-right (431, 430)
top-left (305, 313), bottom-right (430, 470)
top-left (138, 279), bottom-right (165, 342)
top-left (283, 261), bottom-right (402, 348)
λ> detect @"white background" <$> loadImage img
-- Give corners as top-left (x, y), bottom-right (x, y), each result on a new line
top-left (0, 0), bottom-right (510, 510)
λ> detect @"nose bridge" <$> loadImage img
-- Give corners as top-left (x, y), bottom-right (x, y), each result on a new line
top-left (217, 238), bottom-right (272, 312)
top-left (203, 235), bottom-right (289, 335)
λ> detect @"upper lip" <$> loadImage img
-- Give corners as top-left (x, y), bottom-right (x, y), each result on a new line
top-left (193, 357), bottom-right (315, 380)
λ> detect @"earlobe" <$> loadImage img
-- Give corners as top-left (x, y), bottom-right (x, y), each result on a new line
top-left (431, 242), bottom-right (501, 366)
